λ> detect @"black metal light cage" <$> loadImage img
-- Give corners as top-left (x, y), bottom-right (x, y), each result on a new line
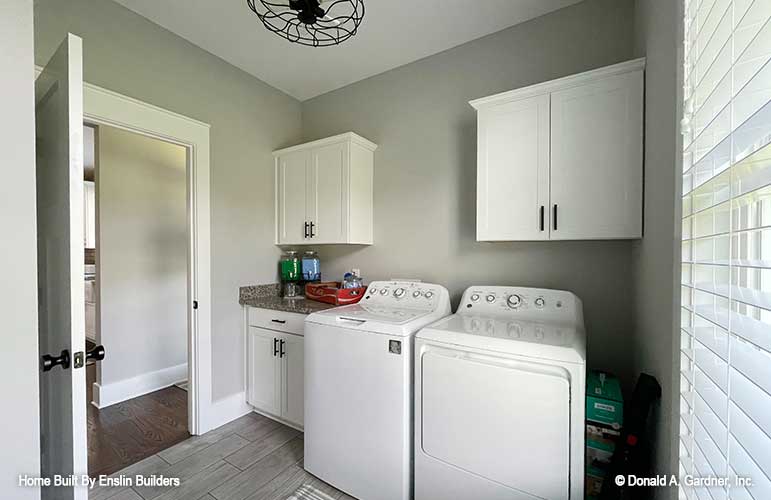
top-left (246, 0), bottom-right (365, 47)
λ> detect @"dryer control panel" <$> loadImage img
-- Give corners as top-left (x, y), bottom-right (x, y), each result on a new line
top-left (363, 281), bottom-right (449, 311)
top-left (458, 286), bottom-right (583, 324)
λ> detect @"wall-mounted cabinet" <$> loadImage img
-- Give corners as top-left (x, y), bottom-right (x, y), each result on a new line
top-left (471, 58), bottom-right (645, 241)
top-left (274, 132), bottom-right (377, 245)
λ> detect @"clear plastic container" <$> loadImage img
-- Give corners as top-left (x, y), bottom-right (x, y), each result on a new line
top-left (302, 251), bottom-right (321, 281)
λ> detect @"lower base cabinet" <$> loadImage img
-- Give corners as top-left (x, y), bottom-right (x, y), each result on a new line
top-left (247, 325), bottom-right (304, 428)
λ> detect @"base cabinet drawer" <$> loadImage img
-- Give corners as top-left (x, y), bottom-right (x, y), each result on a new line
top-left (246, 325), bottom-right (304, 428)
top-left (248, 307), bottom-right (305, 335)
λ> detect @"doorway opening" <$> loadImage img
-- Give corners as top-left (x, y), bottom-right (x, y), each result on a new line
top-left (83, 123), bottom-right (191, 477)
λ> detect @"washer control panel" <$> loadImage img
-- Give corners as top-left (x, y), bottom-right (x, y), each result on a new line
top-left (364, 281), bottom-right (447, 310)
top-left (458, 286), bottom-right (581, 322)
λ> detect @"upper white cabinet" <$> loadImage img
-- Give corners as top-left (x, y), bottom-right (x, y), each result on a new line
top-left (471, 58), bottom-right (645, 241)
top-left (274, 132), bottom-right (377, 245)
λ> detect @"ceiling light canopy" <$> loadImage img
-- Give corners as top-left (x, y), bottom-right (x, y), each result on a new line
top-left (246, 0), bottom-right (365, 47)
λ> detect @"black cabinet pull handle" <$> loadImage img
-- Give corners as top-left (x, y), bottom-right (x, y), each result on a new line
top-left (273, 338), bottom-right (279, 357)
top-left (271, 319), bottom-right (286, 324)
top-left (309, 222), bottom-right (315, 238)
top-left (540, 206), bottom-right (545, 231)
top-left (280, 339), bottom-right (286, 358)
top-left (304, 221), bottom-right (309, 238)
top-left (553, 204), bottom-right (558, 231)
top-left (41, 349), bottom-right (70, 372)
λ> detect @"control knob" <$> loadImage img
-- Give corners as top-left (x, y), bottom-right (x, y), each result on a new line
top-left (470, 293), bottom-right (480, 302)
top-left (486, 295), bottom-right (496, 303)
top-left (380, 289), bottom-right (388, 295)
top-left (507, 294), bottom-right (523, 309)
top-left (424, 291), bottom-right (434, 299)
top-left (534, 297), bottom-right (546, 308)
top-left (394, 288), bottom-right (405, 298)
top-left (413, 290), bottom-right (422, 298)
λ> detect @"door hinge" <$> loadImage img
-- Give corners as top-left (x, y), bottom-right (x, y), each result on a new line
top-left (193, 300), bottom-right (199, 310)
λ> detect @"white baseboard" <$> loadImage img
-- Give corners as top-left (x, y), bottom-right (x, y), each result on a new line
top-left (92, 363), bottom-right (188, 409)
top-left (204, 391), bottom-right (251, 433)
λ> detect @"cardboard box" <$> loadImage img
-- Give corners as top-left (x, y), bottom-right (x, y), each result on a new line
top-left (585, 371), bottom-right (623, 500)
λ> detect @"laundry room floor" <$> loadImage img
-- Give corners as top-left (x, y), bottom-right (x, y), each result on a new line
top-left (90, 412), bottom-right (354, 500)
top-left (88, 386), bottom-right (190, 478)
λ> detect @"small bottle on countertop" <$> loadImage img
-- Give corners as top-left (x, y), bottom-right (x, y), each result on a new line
top-left (342, 270), bottom-right (364, 289)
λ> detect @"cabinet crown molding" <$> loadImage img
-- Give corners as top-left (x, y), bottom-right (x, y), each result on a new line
top-left (469, 57), bottom-right (646, 110)
top-left (273, 132), bottom-right (378, 156)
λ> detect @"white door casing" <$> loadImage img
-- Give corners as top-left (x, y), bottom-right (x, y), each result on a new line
top-left (35, 59), bottom-right (214, 434)
top-left (35, 33), bottom-right (87, 500)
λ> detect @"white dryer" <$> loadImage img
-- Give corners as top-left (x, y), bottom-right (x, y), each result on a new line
top-left (304, 281), bottom-right (451, 500)
top-left (415, 286), bottom-right (586, 500)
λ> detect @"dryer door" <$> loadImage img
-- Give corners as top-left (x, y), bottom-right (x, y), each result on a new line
top-left (421, 347), bottom-right (571, 500)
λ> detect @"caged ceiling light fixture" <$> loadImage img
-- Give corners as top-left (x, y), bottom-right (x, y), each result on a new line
top-left (246, 0), bottom-right (365, 47)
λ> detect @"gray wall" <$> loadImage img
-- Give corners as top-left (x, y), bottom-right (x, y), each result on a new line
top-left (0, 0), bottom-right (40, 498)
top-left (301, 0), bottom-right (640, 384)
top-left (33, 0), bottom-right (303, 400)
top-left (97, 126), bottom-right (188, 390)
top-left (633, 0), bottom-right (681, 495)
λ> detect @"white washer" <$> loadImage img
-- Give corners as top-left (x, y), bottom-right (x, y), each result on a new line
top-left (304, 280), bottom-right (451, 500)
top-left (415, 286), bottom-right (586, 500)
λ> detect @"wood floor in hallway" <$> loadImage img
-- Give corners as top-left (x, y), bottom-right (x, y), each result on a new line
top-left (89, 412), bottom-right (353, 500)
top-left (88, 386), bottom-right (189, 477)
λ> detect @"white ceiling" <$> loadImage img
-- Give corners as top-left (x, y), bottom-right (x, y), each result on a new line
top-left (113, 0), bottom-right (582, 101)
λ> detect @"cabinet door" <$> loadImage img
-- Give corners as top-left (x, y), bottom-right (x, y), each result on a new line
top-left (280, 333), bottom-right (304, 427)
top-left (308, 142), bottom-right (348, 244)
top-left (476, 94), bottom-right (550, 241)
top-left (550, 71), bottom-right (643, 239)
top-left (277, 150), bottom-right (311, 244)
top-left (247, 327), bottom-right (281, 416)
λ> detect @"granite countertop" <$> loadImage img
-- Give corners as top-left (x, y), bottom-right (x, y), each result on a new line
top-left (239, 283), bottom-right (339, 315)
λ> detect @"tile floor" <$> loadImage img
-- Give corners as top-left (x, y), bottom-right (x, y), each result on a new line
top-left (89, 412), bottom-right (353, 500)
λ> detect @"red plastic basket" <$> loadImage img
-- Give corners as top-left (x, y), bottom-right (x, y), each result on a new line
top-left (305, 281), bottom-right (367, 305)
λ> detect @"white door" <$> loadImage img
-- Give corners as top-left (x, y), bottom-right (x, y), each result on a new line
top-left (280, 333), bottom-right (304, 427)
top-left (35, 34), bottom-right (87, 500)
top-left (550, 71), bottom-right (643, 240)
top-left (308, 142), bottom-right (347, 244)
top-left (277, 150), bottom-right (310, 244)
top-left (421, 348), bottom-right (571, 500)
top-left (247, 327), bottom-right (281, 416)
top-left (476, 94), bottom-right (550, 241)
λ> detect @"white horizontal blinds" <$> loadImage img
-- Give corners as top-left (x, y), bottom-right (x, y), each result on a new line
top-left (681, 1), bottom-right (771, 500)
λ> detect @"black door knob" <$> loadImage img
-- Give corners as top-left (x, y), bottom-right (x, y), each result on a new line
top-left (41, 349), bottom-right (70, 372)
top-left (86, 344), bottom-right (105, 362)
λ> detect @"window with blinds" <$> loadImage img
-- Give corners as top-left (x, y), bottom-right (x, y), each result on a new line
top-left (680, 1), bottom-right (771, 499)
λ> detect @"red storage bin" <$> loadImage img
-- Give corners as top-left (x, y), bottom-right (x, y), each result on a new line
top-left (305, 281), bottom-right (367, 305)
